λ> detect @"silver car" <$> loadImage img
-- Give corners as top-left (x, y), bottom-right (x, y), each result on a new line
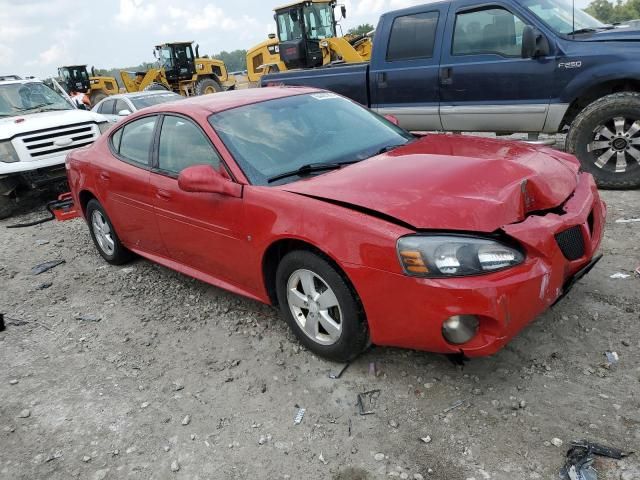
top-left (91, 91), bottom-right (182, 123)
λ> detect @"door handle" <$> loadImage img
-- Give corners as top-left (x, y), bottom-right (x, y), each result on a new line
top-left (156, 189), bottom-right (171, 200)
top-left (439, 67), bottom-right (453, 86)
top-left (99, 172), bottom-right (110, 181)
top-left (376, 72), bottom-right (388, 88)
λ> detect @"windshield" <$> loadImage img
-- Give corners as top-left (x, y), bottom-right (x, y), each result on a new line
top-left (276, 8), bottom-right (303, 41)
top-left (209, 92), bottom-right (413, 186)
top-left (131, 93), bottom-right (182, 109)
top-left (303, 3), bottom-right (336, 39)
top-left (159, 46), bottom-right (173, 68)
top-left (519, 0), bottom-right (605, 35)
top-left (0, 82), bottom-right (72, 117)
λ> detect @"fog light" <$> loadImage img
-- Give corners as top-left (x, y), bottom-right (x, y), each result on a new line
top-left (442, 315), bottom-right (479, 345)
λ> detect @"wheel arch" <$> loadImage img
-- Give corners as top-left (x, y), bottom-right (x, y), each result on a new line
top-left (261, 237), bottom-right (363, 310)
top-left (78, 189), bottom-right (98, 218)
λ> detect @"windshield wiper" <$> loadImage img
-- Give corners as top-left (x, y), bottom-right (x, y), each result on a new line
top-left (267, 161), bottom-right (360, 184)
top-left (567, 27), bottom-right (611, 35)
top-left (375, 144), bottom-right (404, 155)
top-left (13, 102), bottom-right (54, 112)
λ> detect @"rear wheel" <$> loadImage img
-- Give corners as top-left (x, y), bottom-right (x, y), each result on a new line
top-left (566, 92), bottom-right (640, 189)
top-left (143, 82), bottom-right (169, 91)
top-left (275, 250), bottom-right (369, 362)
top-left (194, 78), bottom-right (221, 96)
top-left (0, 195), bottom-right (15, 220)
top-left (86, 199), bottom-right (132, 265)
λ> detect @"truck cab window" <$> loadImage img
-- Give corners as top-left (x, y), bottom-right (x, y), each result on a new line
top-left (453, 8), bottom-right (525, 57)
top-left (386, 12), bottom-right (439, 62)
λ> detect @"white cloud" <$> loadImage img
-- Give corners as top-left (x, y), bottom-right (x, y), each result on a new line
top-left (116, 0), bottom-right (157, 25)
top-left (0, 43), bottom-right (14, 66)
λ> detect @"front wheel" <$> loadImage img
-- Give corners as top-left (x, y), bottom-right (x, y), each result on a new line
top-left (566, 92), bottom-right (640, 189)
top-left (194, 78), bottom-right (221, 96)
top-left (275, 250), bottom-right (369, 362)
top-left (86, 199), bottom-right (132, 265)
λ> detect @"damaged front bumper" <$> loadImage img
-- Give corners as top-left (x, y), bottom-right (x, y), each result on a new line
top-left (345, 172), bottom-right (606, 356)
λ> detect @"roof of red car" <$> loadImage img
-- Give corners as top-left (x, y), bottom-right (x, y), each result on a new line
top-left (143, 86), bottom-right (323, 116)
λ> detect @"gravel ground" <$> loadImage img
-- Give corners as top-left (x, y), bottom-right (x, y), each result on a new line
top-left (1, 187), bottom-right (639, 480)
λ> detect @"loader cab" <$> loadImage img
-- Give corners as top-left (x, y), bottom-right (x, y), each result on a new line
top-left (275, 0), bottom-right (338, 69)
top-left (58, 65), bottom-right (90, 93)
top-left (155, 42), bottom-right (197, 83)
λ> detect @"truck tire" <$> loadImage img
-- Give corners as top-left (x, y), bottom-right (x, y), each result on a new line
top-left (0, 195), bottom-right (14, 220)
top-left (90, 92), bottom-right (107, 106)
top-left (143, 82), bottom-right (169, 91)
top-left (566, 92), bottom-right (640, 189)
top-left (194, 78), bottom-right (221, 96)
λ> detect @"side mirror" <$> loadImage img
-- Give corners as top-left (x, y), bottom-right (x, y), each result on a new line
top-left (118, 109), bottom-right (132, 116)
top-left (522, 25), bottom-right (550, 58)
top-left (178, 165), bottom-right (242, 197)
top-left (341, 5), bottom-right (347, 18)
top-left (384, 114), bottom-right (399, 126)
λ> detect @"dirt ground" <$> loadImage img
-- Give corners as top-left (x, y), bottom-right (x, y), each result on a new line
top-left (1, 186), bottom-right (639, 480)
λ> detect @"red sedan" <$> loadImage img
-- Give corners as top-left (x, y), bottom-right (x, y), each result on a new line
top-left (66, 87), bottom-right (606, 362)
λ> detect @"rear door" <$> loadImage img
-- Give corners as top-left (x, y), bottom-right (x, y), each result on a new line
top-left (370, 4), bottom-right (449, 131)
top-left (148, 114), bottom-right (246, 283)
top-left (439, 0), bottom-right (557, 132)
top-left (97, 98), bottom-right (117, 123)
top-left (96, 115), bottom-right (166, 254)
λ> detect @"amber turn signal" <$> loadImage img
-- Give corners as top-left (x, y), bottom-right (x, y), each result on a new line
top-left (399, 250), bottom-right (429, 274)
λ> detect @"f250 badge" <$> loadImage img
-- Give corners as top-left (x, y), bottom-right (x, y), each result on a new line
top-left (558, 61), bottom-right (582, 69)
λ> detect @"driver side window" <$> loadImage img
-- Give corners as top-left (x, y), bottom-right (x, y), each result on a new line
top-left (158, 116), bottom-right (222, 175)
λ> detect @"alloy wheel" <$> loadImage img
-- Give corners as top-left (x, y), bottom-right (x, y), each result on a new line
top-left (588, 116), bottom-right (640, 173)
top-left (286, 269), bottom-right (342, 346)
top-left (91, 210), bottom-right (115, 256)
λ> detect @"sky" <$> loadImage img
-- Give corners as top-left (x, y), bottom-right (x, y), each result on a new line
top-left (1, 0), bottom-right (591, 79)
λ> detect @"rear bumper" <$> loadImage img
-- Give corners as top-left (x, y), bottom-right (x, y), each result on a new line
top-left (345, 172), bottom-right (606, 357)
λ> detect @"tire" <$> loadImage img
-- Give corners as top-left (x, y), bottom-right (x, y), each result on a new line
top-left (194, 78), bottom-right (221, 96)
top-left (275, 250), bottom-right (369, 362)
top-left (90, 92), bottom-right (107, 106)
top-left (86, 199), bottom-right (132, 265)
top-left (143, 82), bottom-right (169, 91)
top-left (566, 92), bottom-right (640, 189)
top-left (0, 195), bottom-right (15, 220)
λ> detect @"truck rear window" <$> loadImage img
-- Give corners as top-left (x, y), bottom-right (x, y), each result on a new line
top-left (386, 12), bottom-right (439, 62)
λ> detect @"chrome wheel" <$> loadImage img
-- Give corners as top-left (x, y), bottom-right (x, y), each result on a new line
top-left (588, 117), bottom-right (640, 173)
top-left (91, 210), bottom-right (115, 256)
top-left (286, 269), bottom-right (342, 346)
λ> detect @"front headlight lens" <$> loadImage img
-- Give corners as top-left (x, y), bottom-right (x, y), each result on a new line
top-left (0, 140), bottom-right (19, 163)
top-left (97, 122), bottom-right (111, 135)
top-left (397, 235), bottom-right (524, 277)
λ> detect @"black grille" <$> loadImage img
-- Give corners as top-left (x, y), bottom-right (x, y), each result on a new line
top-left (555, 226), bottom-right (585, 261)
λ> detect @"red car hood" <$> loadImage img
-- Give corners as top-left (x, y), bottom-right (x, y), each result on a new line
top-left (279, 135), bottom-right (580, 232)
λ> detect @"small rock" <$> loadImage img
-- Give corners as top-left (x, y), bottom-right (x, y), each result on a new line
top-left (621, 470), bottom-right (640, 480)
top-left (388, 420), bottom-right (399, 428)
top-left (75, 314), bottom-right (101, 322)
top-left (82, 455), bottom-right (92, 463)
top-left (622, 340), bottom-right (631, 347)
top-left (163, 446), bottom-right (171, 452)
top-left (413, 475), bottom-right (424, 480)
top-left (18, 409), bottom-right (30, 418)
top-left (93, 470), bottom-right (108, 480)
top-left (551, 438), bottom-right (563, 447)
top-left (140, 402), bottom-right (150, 409)
top-left (9, 379), bottom-right (18, 385)
top-left (171, 460), bottom-right (180, 472)
top-left (519, 400), bottom-right (527, 409)
top-left (319, 452), bottom-right (328, 465)
top-left (420, 436), bottom-right (432, 444)
top-left (190, 434), bottom-right (196, 440)
top-left (374, 453), bottom-right (385, 461)
top-left (258, 435), bottom-right (267, 445)
top-left (181, 415), bottom-right (191, 426)
top-left (400, 473), bottom-right (409, 479)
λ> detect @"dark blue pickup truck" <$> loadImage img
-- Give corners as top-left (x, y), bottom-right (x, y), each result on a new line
top-left (262, 0), bottom-right (640, 188)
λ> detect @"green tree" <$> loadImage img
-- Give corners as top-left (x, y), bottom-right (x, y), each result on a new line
top-left (347, 23), bottom-right (375, 36)
top-left (211, 50), bottom-right (248, 72)
top-left (586, 0), bottom-right (640, 22)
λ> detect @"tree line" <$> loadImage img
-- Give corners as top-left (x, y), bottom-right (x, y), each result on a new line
top-left (586, 0), bottom-right (640, 23)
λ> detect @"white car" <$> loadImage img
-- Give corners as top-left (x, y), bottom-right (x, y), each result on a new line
top-left (91, 91), bottom-right (182, 123)
top-left (0, 78), bottom-right (109, 219)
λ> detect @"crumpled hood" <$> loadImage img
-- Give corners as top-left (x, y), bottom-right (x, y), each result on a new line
top-left (0, 109), bottom-right (106, 140)
top-left (279, 135), bottom-right (579, 232)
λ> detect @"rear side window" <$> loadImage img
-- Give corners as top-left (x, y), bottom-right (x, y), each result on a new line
top-left (386, 12), bottom-right (439, 61)
top-left (98, 99), bottom-right (115, 114)
top-left (158, 115), bottom-right (222, 174)
top-left (115, 116), bottom-right (157, 166)
top-left (114, 99), bottom-right (130, 114)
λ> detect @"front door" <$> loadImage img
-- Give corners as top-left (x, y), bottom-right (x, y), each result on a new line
top-left (439, 1), bottom-right (557, 132)
top-left (148, 114), bottom-right (245, 284)
top-left (370, 5), bottom-right (449, 131)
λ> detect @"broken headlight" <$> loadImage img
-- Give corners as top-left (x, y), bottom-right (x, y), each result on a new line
top-left (397, 235), bottom-right (524, 277)
top-left (0, 140), bottom-right (19, 163)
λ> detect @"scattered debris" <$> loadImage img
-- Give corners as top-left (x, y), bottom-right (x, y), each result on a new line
top-left (37, 282), bottom-right (52, 290)
top-left (328, 362), bottom-right (350, 379)
top-left (45, 451), bottom-right (63, 462)
top-left (560, 440), bottom-right (632, 480)
top-left (17, 409), bottom-right (31, 418)
top-left (551, 438), bottom-right (564, 447)
top-left (75, 314), bottom-right (101, 322)
top-left (9, 379), bottom-right (18, 385)
top-left (170, 460), bottom-right (180, 472)
top-left (31, 259), bottom-right (65, 275)
top-left (348, 418), bottom-right (352, 437)
top-left (615, 218), bottom-right (640, 223)
top-left (368, 362), bottom-right (377, 377)
top-left (319, 452), bottom-right (328, 465)
top-left (420, 436), bottom-right (432, 444)
top-left (374, 453), bottom-right (385, 461)
top-left (610, 272), bottom-right (631, 279)
top-left (35, 239), bottom-right (50, 246)
top-left (604, 351), bottom-right (619, 368)
top-left (82, 455), bottom-right (92, 463)
top-left (181, 415), bottom-right (191, 426)
top-left (442, 399), bottom-right (467, 414)
top-left (388, 419), bottom-right (399, 428)
top-left (357, 389), bottom-right (381, 415)
top-left (294, 407), bottom-right (306, 425)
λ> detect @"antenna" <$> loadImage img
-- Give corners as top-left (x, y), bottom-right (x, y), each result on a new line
top-left (572, 0), bottom-right (575, 38)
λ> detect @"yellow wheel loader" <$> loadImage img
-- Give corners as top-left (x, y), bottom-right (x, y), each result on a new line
top-left (57, 65), bottom-right (119, 105)
top-left (246, 0), bottom-right (373, 84)
top-left (120, 42), bottom-right (236, 97)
